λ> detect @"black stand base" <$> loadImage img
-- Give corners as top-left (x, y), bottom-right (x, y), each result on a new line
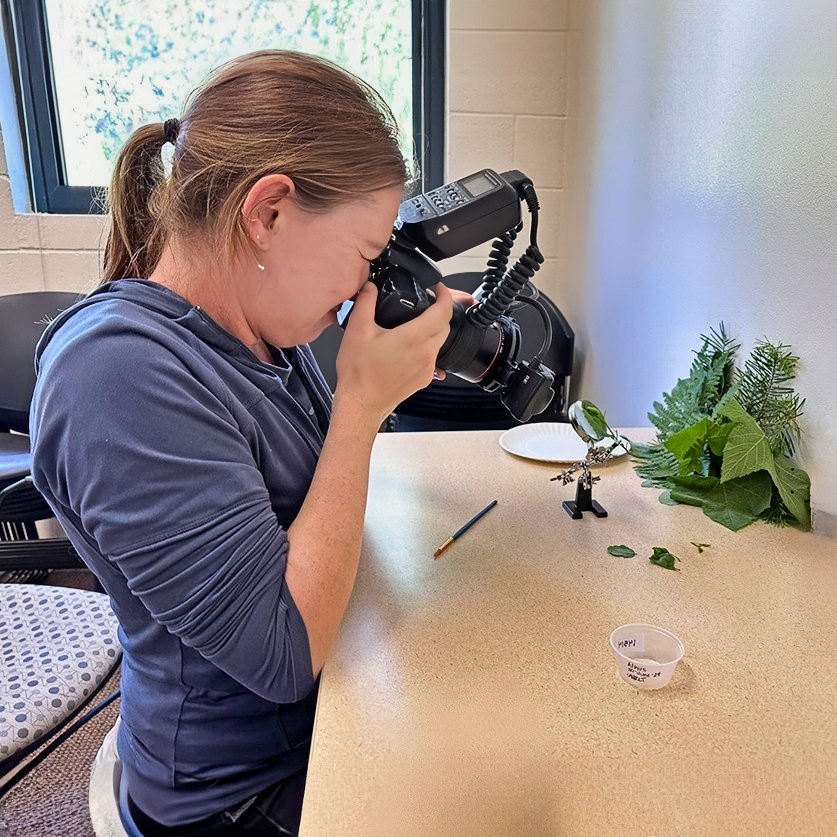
top-left (562, 483), bottom-right (608, 520)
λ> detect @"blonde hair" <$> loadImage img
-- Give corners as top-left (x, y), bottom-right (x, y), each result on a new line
top-left (102, 50), bottom-right (411, 283)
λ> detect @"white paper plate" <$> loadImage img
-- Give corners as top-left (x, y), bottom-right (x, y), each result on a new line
top-left (499, 423), bottom-right (628, 464)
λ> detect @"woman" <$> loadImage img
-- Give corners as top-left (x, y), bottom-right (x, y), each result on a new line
top-left (30, 50), bottom-right (459, 834)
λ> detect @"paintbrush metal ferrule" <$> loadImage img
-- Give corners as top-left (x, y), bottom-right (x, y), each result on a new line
top-left (434, 537), bottom-right (454, 559)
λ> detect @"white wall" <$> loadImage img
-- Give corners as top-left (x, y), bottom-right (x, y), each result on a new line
top-left (563, 0), bottom-right (837, 533)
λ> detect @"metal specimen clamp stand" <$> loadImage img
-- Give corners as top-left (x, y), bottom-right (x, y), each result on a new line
top-left (552, 401), bottom-right (632, 520)
top-left (553, 453), bottom-right (608, 518)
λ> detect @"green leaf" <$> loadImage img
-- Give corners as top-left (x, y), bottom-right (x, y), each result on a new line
top-left (702, 502), bottom-right (759, 531)
top-left (649, 547), bottom-right (680, 571)
top-left (575, 401), bottom-right (612, 442)
top-left (658, 490), bottom-right (680, 506)
top-left (716, 394), bottom-right (751, 424)
top-left (668, 475), bottom-right (719, 507)
top-left (707, 421), bottom-right (733, 456)
top-left (668, 471), bottom-right (771, 531)
top-left (664, 418), bottom-right (712, 474)
top-left (628, 440), bottom-right (656, 458)
top-left (705, 470), bottom-right (773, 516)
top-left (718, 400), bottom-right (810, 527)
top-left (645, 324), bottom-right (738, 440)
top-left (699, 471), bottom-right (772, 531)
top-left (634, 444), bottom-right (680, 483)
top-left (670, 475), bottom-right (720, 489)
top-left (639, 329), bottom-right (808, 531)
top-left (607, 545), bottom-right (636, 558)
top-left (718, 400), bottom-right (775, 482)
top-left (771, 454), bottom-right (811, 528)
top-left (734, 339), bottom-right (804, 456)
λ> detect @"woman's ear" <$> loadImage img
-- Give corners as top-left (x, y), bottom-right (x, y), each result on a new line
top-left (242, 174), bottom-right (296, 250)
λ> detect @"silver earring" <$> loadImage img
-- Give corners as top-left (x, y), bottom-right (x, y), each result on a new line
top-left (255, 235), bottom-right (265, 270)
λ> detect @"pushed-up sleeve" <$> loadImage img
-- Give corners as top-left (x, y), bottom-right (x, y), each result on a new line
top-left (31, 328), bottom-right (314, 703)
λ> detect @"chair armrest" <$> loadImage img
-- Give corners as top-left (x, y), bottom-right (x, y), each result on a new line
top-left (0, 538), bottom-right (84, 571)
top-left (0, 476), bottom-right (55, 523)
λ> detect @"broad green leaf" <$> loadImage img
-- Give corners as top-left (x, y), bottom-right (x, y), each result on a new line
top-left (717, 397), bottom-right (751, 425)
top-left (702, 502), bottom-right (759, 531)
top-left (669, 489), bottom-right (704, 507)
top-left (705, 470), bottom-right (772, 516)
top-left (718, 399), bottom-right (774, 482)
top-left (607, 545), bottom-right (636, 558)
top-left (670, 475), bottom-right (720, 489)
top-left (707, 421), bottom-right (733, 456)
top-left (649, 547), bottom-right (680, 571)
top-left (668, 475), bottom-right (718, 507)
top-left (771, 454), bottom-right (811, 528)
top-left (664, 418), bottom-right (712, 474)
top-left (658, 490), bottom-right (680, 506)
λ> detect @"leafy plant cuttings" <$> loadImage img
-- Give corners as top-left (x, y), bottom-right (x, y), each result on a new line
top-left (607, 545), bottom-right (636, 558)
top-left (630, 325), bottom-right (810, 532)
top-left (649, 547), bottom-right (680, 571)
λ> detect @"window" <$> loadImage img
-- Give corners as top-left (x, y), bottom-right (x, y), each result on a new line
top-left (2, 0), bottom-right (444, 213)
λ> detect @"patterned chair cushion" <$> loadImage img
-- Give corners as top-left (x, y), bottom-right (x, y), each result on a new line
top-left (0, 584), bottom-right (121, 762)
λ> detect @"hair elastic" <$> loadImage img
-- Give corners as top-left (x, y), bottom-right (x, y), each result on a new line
top-left (163, 118), bottom-right (181, 146)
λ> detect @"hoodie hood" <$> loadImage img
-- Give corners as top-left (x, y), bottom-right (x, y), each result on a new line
top-left (35, 279), bottom-right (288, 380)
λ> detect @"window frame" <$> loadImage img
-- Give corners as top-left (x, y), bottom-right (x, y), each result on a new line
top-left (3, 0), bottom-right (445, 214)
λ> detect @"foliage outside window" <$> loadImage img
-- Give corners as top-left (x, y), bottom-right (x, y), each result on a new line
top-left (6, 0), bottom-right (445, 212)
top-left (44, 0), bottom-right (413, 188)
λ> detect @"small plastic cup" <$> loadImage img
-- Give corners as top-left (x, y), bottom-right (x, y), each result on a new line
top-left (609, 623), bottom-right (685, 690)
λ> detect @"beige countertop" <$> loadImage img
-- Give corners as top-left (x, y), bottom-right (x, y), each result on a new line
top-left (300, 429), bottom-right (837, 836)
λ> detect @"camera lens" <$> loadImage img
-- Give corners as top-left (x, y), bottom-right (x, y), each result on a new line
top-left (437, 305), bottom-right (520, 391)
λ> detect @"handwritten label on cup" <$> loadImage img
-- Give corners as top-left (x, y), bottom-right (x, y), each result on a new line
top-left (615, 633), bottom-right (645, 653)
top-left (625, 660), bottom-right (663, 683)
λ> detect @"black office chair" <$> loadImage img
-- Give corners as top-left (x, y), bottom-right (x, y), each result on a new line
top-left (0, 292), bottom-right (122, 801)
top-left (0, 291), bottom-right (86, 579)
top-left (309, 272), bottom-right (574, 431)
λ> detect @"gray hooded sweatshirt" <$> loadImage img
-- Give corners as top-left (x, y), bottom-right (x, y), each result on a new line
top-left (30, 279), bottom-right (330, 826)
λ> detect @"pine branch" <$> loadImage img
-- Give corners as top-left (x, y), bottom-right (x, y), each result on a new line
top-left (735, 340), bottom-right (804, 456)
top-left (760, 486), bottom-right (796, 527)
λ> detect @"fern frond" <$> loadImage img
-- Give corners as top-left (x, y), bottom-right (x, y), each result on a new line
top-left (647, 323), bottom-right (738, 440)
top-left (632, 443), bottom-right (679, 484)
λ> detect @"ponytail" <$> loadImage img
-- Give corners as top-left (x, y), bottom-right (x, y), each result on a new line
top-left (101, 122), bottom-right (171, 283)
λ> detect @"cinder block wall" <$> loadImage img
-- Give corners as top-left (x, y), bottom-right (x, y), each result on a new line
top-left (0, 139), bottom-right (104, 293)
top-left (442, 0), bottom-right (568, 300)
top-left (0, 0), bottom-right (569, 301)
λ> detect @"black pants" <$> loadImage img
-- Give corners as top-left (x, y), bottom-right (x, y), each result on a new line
top-left (127, 766), bottom-right (307, 836)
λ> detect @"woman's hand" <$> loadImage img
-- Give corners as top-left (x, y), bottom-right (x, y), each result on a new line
top-left (335, 280), bottom-right (454, 427)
